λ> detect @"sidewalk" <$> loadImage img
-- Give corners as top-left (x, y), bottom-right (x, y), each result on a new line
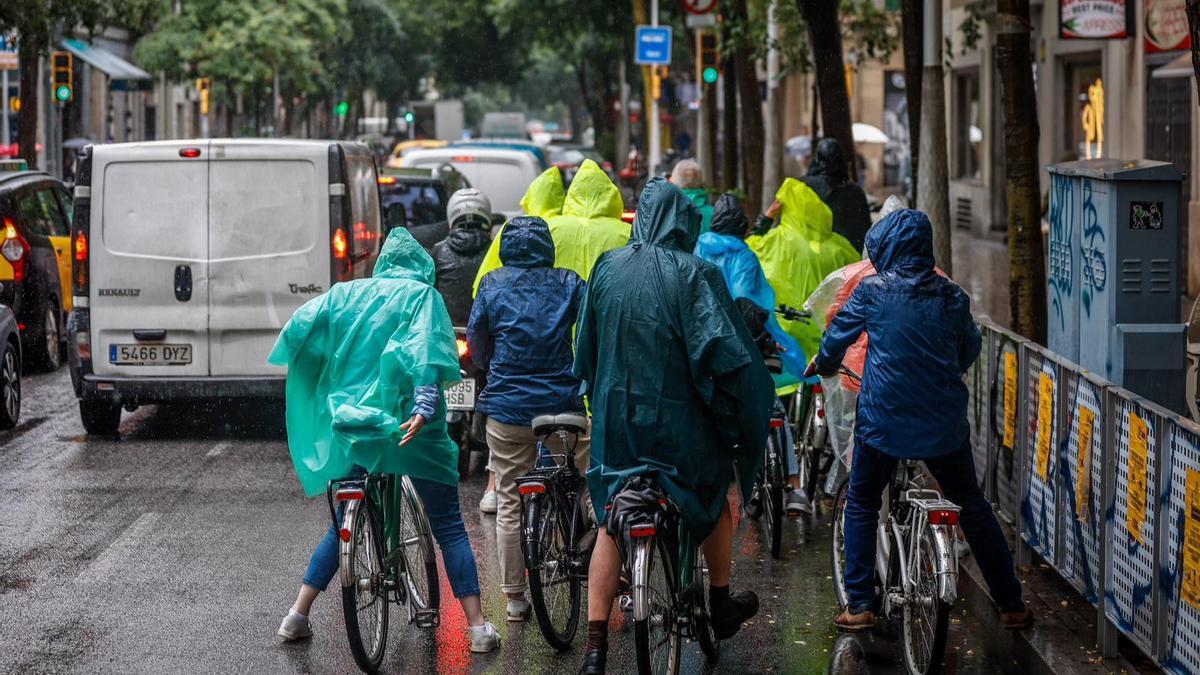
top-left (951, 230), bottom-right (1011, 327)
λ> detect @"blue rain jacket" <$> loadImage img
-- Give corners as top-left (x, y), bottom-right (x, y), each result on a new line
top-left (694, 231), bottom-right (809, 381)
top-left (468, 216), bottom-right (587, 426)
top-left (813, 209), bottom-right (980, 459)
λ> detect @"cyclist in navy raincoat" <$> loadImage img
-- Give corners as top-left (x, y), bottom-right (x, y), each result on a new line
top-left (809, 208), bottom-right (1029, 632)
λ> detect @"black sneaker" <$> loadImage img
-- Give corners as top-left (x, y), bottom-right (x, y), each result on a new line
top-left (711, 590), bottom-right (759, 640)
top-left (578, 648), bottom-right (607, 674)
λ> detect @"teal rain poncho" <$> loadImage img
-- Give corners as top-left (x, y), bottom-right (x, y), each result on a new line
top-left (574, 177), bottom-right (774, 541)
top-left (268, 227), bottom-right (462, 497)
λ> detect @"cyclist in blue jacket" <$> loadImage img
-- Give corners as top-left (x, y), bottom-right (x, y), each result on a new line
top-left (807, 208), bottom-right (1031, 632)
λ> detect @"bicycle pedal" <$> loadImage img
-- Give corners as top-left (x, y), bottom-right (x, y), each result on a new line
top-left (413, 609), bottom-right (440, 628)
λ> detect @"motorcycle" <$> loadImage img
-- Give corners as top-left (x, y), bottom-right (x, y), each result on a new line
top-left (448, 328), bottom-right (487, 480)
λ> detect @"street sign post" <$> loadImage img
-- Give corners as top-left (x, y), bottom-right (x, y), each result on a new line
top-left (635, 26), bottom-right (673, 65)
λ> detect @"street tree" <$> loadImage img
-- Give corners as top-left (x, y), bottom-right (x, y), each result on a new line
top-left (728, 0), bottom-right (766, 209)
top-left (1187, 1), bottom-right (1200, 98)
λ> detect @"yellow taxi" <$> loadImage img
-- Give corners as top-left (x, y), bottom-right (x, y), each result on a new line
top-left (385, 139), bottom-right (448, 169)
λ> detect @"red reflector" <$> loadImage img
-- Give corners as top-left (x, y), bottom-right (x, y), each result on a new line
top-left (16, 323), bottom-right (25, 331)
top-left (816, 408), bottom-right (825, 419)
top-left (812, 383), bottom-right (823, 394)
top-left (336, 489), bottom-right (364, 501)
top-left (630, 525), bottom-right (656, 538)
top-left (377, 175), bottom-right (398, 185)
top-left (339, 528), bottom-right (352, 542)
top-left (179, 147), bottom-right (202, 158)
top-left (929, 509), bottom-right (959, 525)
top-left (769, 418), bottom-right (785, 428)
top-left (518, 483), bottom-right (545, 495)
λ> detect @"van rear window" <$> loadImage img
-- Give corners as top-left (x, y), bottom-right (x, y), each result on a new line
top-left (209, 160), bottom-right (318, 258)
top-left (102, 162), bottom-right (208, 259)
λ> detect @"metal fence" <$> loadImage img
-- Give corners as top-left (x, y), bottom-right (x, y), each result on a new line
top-left (969, 318), bottom-right (1200, 674)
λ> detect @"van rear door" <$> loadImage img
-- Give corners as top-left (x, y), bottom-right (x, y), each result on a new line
top-left (91, 141), bottom-right (211, 378)
top-left (207, 141), bottom-right (329, 376)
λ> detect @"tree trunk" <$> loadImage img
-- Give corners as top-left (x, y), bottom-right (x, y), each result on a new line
top-left (996, 0), bottom-right (1047, 342)
top-left (632, 0), bottom-right (653, 154)
top-left (901, 0), bottom-right (923, 203)
top-left (733, 0), bottom-right (764, 209)
top-left (17, 35), bottom-right (40, 167)
top-left (1188, 1), bottom-right (1200, 98)
top-left (762, 0), bottom-right (784, 211)
top-left (796, 0), bottom-right (856, 182)
top-left (720, 12), bottom-right (739, 191)
top-left (917, 0), bottom-right (952, 274)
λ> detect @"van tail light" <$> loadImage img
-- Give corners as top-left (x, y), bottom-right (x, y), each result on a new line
top-left (74, 328), bottom-right (91, 361)
top-left (332, 227), bottom-right (352, 282)
top-left (2, 217), bottom-right (29, 282)
top-left (928, 509), bottom-right (959, 526)
top-left (518, 482), bottom-right (546, 495)
top-left (178, 147), bottom-right (202, 158)
top-left (73, 229), bottom-right (89, 292)
top-left (630, 524), bottom-right (656, 538)
top-left (377, 175), bottom-right (397, 185)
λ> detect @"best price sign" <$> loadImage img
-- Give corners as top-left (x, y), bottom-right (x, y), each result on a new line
top-left (1061, 0), bottom-right (1131, 39)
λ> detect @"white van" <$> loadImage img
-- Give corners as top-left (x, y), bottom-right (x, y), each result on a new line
top-left (67, 139), bottom-right (383, 434)
top-left (403, 147), bottom-right (541, 219)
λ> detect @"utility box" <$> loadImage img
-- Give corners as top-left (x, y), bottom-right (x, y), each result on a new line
top-left (1046, 159), bottom-right (1185, 411)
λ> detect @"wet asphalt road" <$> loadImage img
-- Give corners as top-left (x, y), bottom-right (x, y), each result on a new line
top-left (0, 368), bottom-right (1009, 674)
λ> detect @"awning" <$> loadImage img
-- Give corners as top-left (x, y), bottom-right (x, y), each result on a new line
top-left (1153, 52), bottom-right (1196, 80)
top-left (60, 38), bottom-right (152, 91)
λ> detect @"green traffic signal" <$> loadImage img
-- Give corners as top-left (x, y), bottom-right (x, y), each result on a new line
top-left (404, 111), bottom-right (415, 124)
top-left (702, 66), bottom-right (719, 84)
top-left (334, 101), bottom-right (349, 117)
top-left (54, 84), bottom-right (72, 102)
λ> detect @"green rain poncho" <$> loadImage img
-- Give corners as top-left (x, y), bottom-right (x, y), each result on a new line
top-left (268, 228), bottom-right (462, 497)
top-left (681, 187), bottom-right (714, 234)
top-left (473, 160), bottom-right (630, 294)
top-left (574, 177), bottom-right (774, 541)
top-left (747, 178), bottom-right (860, 359)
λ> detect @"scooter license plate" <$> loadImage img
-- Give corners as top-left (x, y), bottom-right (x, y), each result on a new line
top-left (445, 378), bottom-right (476, 411)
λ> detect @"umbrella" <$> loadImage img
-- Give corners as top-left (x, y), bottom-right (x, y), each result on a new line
top-left (63, 137), bottom-right (95, 150)
top-left (785, 135), bottom-right (812, 159)
top-left (852, 123), bottom-right (889, 144)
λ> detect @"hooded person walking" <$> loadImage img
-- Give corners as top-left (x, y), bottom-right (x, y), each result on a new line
top-left (802, 138), bottom-right (872, 253)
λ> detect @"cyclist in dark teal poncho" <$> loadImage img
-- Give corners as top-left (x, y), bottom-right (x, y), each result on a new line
top-left (573, 177), bottom-right (774, 672)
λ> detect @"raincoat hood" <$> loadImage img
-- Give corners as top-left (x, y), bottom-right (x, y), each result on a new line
top-left (520, 166), bottom-right (566, 219)
top-left (867, 208), bottom-right (935, 274)
top-left (695, 230), bottom-right (748, 257)
top-left (709, 193), bottom-right (749, 237)
top-left (633, 177), bottom-right (700, 251)
top-left (374, 227), bottom-right (436, 284)
top-left (445, 226), bottom-right (491, 256)
top-left (776, 178), bottom-right (834, 240)
top-left (499, 216), bottom-right (555, 269)
top-left (807, 137), bottom-right (849, 184)
top-left (563, 159), bottom-right (624, 219)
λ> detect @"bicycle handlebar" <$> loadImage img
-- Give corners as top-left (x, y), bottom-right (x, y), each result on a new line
top-left (775, 305), bottom-right (812, 322)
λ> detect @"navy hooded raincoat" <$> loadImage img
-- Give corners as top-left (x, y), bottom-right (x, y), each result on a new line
top-left (468, 216), bottom-right (587, 426)
top-left (574, 178), bottom-right (774, 541)
top-left (813, 209), bottom-right (980, 459)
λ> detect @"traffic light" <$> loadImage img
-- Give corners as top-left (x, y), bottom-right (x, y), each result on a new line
top-left (51, 51), bottom-right (73, 103)
top-left (403, 111), bottom-right (414, 124)
top-left (334, 100), bottom-right (349, 117)
top-left (195, 78), bottom-right (211, 115)
top-left (697, 32), bottom-right (719, 86)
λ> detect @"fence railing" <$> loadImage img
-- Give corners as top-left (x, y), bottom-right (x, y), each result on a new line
top-left (968, 318), bottom-right (1200, 674)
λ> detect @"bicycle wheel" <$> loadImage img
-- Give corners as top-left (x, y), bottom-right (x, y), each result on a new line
top-left (398, 477), bottom-right (440, 611)
top-left (830, 479), bottom-right (849, 610)
top-left (799, 398), bottom-right (826, 515)
top-left (341, 499), bottom-right (389, 673)
top-left (763, 457), bottom-right (784, 559)
top-left (692, 549), bottom-right (720, 662)
top-left (526, 493), bottom-right (583, 650)
top-left (632, 537), bottom-right (680, 675)
top-left (902, 526), bottom-right (951, 675)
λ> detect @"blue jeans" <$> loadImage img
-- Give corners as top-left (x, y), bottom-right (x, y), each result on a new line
top-left (303, 475), bottom-right (481, 599)
top-left (843, 439), bottom-right (1024, 614)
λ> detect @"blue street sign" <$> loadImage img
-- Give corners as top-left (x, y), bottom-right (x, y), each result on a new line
top-left (635, 26), bottom-right (672, 66)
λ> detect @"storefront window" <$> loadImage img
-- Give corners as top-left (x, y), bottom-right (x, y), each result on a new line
top-left (1063, 60), bottom-right (1103, 160)
top-left (954, 71), bottom-right (982, 180)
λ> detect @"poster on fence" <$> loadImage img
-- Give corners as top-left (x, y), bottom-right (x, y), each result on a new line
top-left (1035, 373), bottom-right (1054, 481)
top-left (1076, 406), bottom-right (1095, 521)
top-left (1184, 468), bottom-right (1200, 611)
top-left (1126, 410), bottom-right (1150, 545)
top-left (1003, 352), bottom-right (1018, 448)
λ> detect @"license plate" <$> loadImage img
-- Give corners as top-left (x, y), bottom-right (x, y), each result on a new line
top-left (109, 343), bottom-right (193, 366)
top-left (445, 378), bottom-right (476, 411)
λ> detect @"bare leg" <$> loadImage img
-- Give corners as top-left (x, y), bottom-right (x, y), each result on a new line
top-left (701, 501), bottom-right (734, 586)
top-left (486, 470), bottom-right (497, 494)
top-left (459, 594), bottom-right (486, 627)
top-left (587, 529), bottom-right (621, 621)
top-left (292, 583), bottom-right (320, 616)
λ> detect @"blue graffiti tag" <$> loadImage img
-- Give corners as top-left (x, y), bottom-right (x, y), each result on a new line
top-left (1047, 176), bottom-right (1074, 330)
top-left (1079, 179), bottom-right (1107, 318)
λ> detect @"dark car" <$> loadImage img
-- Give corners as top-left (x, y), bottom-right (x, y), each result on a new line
top-left (547, 144), bottom-right (615, 186)
top-left (0, 304), bottom-right (21, 429)
top-left (378, 164), bottom-right (470, 251)
top-left (0, 170), bottom-right (72, 371)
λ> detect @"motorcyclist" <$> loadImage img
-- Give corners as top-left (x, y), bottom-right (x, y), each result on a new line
top-left (669, 158), bottom-right (713, 233)
top-left (805, 209), bottom-right (1030, 633)
top-left (574, 178), bottom-right (773, 673)
top-left (269, 227), bottom-right (500, 653)
top-left (802, 138), bottom-right (872, 253)
top-left (467, 215), bottom-right (589, 624)
top-left (434, 188), bottom-right (493, 327)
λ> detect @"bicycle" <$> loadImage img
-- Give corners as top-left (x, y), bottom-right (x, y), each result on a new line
top-left (515, 412), bottom-right (592, 651)
top-left (327, 471), bottom-right (441, 673)
top-left (746, 401), bottom-right (790, 558)
top-left (608, 474), bottom-right (719, 674)
top-left (775, 305), bottom-right (834, 525)
top-left (829, 368), bottom-right (961, 675)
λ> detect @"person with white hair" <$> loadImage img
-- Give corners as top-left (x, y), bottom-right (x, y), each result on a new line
top-left (669, 158), bottom-right (714, 233)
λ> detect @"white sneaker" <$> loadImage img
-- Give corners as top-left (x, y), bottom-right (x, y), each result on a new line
top-left (468, 621), bottom-right (501, 653)
top-left (479, 491), bottom-right (498, 514)
top-left (276, 610), bottom-right (312, 641)
top-left (506, 598), bottom-right (532, 622)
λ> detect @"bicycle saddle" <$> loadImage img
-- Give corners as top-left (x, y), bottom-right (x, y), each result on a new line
top-left (532, 412), bottom-right (588, 437)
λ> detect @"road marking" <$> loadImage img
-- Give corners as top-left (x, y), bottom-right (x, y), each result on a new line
top-left (76, 512), bottom-right (161, 583)
top-left (207, 442), bottom-right (230, 458)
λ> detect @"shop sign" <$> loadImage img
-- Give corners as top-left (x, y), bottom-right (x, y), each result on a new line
top-left (1061, 0), bottom-right (1132, 39)
top-left (1145, 0), bottom-right (1191, 52)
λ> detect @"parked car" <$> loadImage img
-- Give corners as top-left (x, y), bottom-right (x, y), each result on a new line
top-left (0, 170), bottom-right (74, 371)
top-left (546, 144), bottom-right (615, 185)
top-left (378, 164), bottom-right (470, 250)
top-left (0, 304), bottom-right (20, 430)
top-left (67, 139), bottom-right (385, 435)
top-left (403, 147), bottom-right (542, 220)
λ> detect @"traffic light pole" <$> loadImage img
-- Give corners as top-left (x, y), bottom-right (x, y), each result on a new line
top-left (648, 0), bottom-right (661, 177)
top-left (1, 69), bottom-right (8, 146)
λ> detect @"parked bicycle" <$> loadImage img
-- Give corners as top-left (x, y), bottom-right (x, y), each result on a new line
top-left (327, 472), bottom-right (440, 673)
top-left (515, 412), bottom-right (592, 651)
top-left (608, 474), bottom-right (719, 674)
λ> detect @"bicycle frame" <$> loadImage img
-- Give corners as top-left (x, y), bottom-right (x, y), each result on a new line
top-left (875, 464), bottom-right (961, 615)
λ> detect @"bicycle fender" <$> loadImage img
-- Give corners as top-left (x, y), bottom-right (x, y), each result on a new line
top-left (338, 500), bottom-right (361, 589)
top-left (632, 538), bottom-right (654, 622)
top-left (928, 525), bottom-right (959, 605)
